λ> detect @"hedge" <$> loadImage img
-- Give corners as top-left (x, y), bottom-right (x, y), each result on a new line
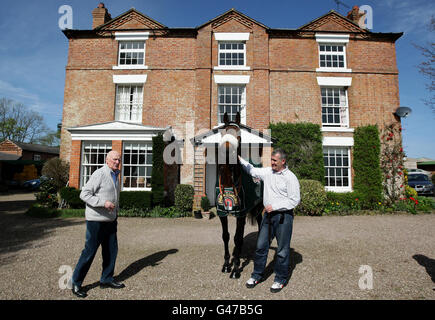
top-left (59, 187), bottom-right (153, 210)
top-left (151, 134), bottom-right (165, 206)
top-left (269, 122), bottom-right (324, 183)
top-left (174, 184), bottom-right (194, 214)
top-left (353, 125), bottom-right (383, 208)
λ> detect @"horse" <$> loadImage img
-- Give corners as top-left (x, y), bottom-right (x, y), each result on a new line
top-left (215, 112), bottom-right (263, 279)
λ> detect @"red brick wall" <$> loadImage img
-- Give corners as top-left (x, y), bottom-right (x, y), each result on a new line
top-left (69, 140), bottom-right (81, 188)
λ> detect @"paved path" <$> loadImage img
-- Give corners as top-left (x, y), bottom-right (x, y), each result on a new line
top-left (0, 192), bottom-right (434, 300)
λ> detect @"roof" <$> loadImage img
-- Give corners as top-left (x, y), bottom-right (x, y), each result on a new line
top-left (67, 121), bottom-right (167, 132)
top-left (95, 8), bottom-right (167, 30)
top-left (417, 161), bottom-right (435, 166)
top-left (196, 8), bottom-right (269, 30)
top-left (62, 8), bottom-right (402, 42)
top-left (3, 140), bottom-right (59, 155)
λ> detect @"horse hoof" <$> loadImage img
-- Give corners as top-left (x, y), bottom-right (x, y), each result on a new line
top-left (222, 265), bottom-right (232, 273)
top-left (230, 271), bottom-right (241, 279)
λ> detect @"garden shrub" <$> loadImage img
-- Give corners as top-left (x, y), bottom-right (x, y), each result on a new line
top-left (35, 179), bottom-right (58, 208)
top-left (151, 134), bottom-right (165, 206)
top-left (405, 185), bottom-right (418, 198)
top-left (269, 122), bottom-right (324, 183)
top-left (294, 179), bottom-right (327, 216)
top-left (175, 184), bottom-right (194, 214)
top-left (353, 125), bottom-right (383, 208)
top-left (60, 187), bottom-right (85, 209)
top-left (41, 157), bottom-right (70, 190)
top-left (119, 191), bottom-right (153, 210)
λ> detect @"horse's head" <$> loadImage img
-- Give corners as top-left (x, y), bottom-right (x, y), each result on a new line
top-left (219, 112), bottom-right (241, 164)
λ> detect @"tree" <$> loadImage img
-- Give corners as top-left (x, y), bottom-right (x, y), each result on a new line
top-left (414, 16), bottom-right (435, 113)
top-left (0, 98), bottom-right (49, 143)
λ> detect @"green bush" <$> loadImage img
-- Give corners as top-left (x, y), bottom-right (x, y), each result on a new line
top-left (60, 187), bottom-right (85, 209)
top-left (325, 191), bottom-right (364, 214)
top-left (353, 125), bottom-right (383, 208)
top-left (35, 179), bottom-right (58, 208)
top-left (175, 184), bottom-right (194, 214)
top-left (119, 191), bottom-right (153, 210)
top-left (41, 157), bottom-right (69, 190)
top-left (294, 179), bottom-right (327, 216)
top-left (269, 122), bottom-right (324, 183)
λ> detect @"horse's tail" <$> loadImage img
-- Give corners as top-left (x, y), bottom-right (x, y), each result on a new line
top-left (247, 202), bottom-right (264, 226)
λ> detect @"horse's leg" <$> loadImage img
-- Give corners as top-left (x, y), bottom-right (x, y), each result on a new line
top-left (230, 216), bottom-right (246, 279)
top-left (219, 216), bottom-right (231, 273)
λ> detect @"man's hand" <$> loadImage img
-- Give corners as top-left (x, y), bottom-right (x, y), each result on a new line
top-left (265, 205), bottom-right (274, 213)
top-left (104, 201), bottom-right (115, 211)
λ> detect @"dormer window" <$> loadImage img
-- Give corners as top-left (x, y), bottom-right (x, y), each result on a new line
top-left (113, 32), bottom-right (149, 70)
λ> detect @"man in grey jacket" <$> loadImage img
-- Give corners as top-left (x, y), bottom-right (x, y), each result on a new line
top-left (71, 150), bottom-right (125, 298)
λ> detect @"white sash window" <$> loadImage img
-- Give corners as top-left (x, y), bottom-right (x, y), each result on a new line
top-left (218, 85), bottom-right (246, 125)
top-left (115, 85), bottom-right (143, 123)
top-left (122, 142), bottom-right (153, 190)
top-left (81, 142), bottom-right (112, 187)
top-left (321, 87), bottom-right (349, 127)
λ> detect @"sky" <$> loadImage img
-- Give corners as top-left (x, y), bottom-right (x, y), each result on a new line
top-left (0, 0), bottom-right (434, 158)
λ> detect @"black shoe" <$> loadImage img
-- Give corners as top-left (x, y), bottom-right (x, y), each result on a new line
top-left (100, 281), bottom-right (125, 289)
top-left (72, 285), bottom-right (87, 298)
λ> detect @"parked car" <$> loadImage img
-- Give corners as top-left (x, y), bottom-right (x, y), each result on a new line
top-left (407, 173), bottom-right (434, 196)
top-left (22, 176), bottom-right (50, 191)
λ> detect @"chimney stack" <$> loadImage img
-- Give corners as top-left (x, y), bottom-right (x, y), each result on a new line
top-left (92, 3), bottom-right (111, 29)
top-left (346, 5), bottom-right (365, 24)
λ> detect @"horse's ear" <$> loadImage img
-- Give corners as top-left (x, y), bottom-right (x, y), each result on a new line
top-left (235, 112), bottom-right (241, 125)
top-left (223, 112), bottom-right (229, 126)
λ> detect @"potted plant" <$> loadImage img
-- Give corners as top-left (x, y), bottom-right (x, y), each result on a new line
top-left (200, 196), bottom-right (211, 218)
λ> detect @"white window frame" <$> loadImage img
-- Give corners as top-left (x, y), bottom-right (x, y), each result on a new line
top-left (113, 32), bottom-right (149, 70)
top-left (315, 33), bottom-right (351, 73)
top-left (214, 33), bottom-right (250, 71)
top-left (114, 84), bottom-right (144, 123)
top-left (323, 146), bottom-right (352, 192)
top-left (122, 141), bottom-right (153, 191)
top-left (80, 141), bottom-right (112, 188)
top-left (217, 84), bottom-right (247, 126)
top-left (320, 87), bottom-right (349, 128)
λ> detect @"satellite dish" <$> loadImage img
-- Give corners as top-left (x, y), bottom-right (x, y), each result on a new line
top-left (394, 106), bottom-right (412, 118)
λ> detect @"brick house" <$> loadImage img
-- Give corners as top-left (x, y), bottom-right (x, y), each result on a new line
top-left (0, 139), bottom-right (59, 182)
top-left (60, 3), bottom-right (403, 207)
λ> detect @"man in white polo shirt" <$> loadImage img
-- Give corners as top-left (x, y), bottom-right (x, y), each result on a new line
top-left (238, 148), bottom-right (300, 293)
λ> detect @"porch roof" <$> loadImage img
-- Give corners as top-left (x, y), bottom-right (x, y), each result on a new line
top-left (191, 124), bottom-right (275, 146)
top-left (66, 121), bottom-right (168, 141)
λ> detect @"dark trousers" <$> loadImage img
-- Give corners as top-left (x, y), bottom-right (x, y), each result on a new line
top-left (72, 220), bottom-right (118, 286)
top-left (251, 210), bottom-right (294, 285)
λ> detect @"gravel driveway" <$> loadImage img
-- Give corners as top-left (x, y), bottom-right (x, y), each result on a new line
top-left (0, 192), bottom-right (434, 300)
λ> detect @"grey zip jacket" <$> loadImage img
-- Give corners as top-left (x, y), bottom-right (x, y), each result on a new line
top-left (80, 164), bottom-right (120, 222)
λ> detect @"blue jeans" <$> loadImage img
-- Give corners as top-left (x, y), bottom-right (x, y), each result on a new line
top-left (251, 211), bottom-right (294, 285)
top-left (72, 220), bottom-right (118, 286)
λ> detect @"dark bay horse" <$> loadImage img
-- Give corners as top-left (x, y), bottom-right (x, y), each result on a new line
top-left (216, 112), bottom-right (263, 278)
